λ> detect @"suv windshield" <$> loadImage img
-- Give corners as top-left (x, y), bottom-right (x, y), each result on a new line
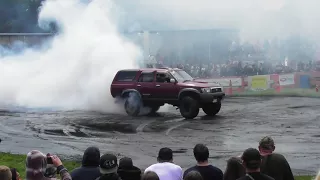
top-left (169, 70), bottom-right (194, 82)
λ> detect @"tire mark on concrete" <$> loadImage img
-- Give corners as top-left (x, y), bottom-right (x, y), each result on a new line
top-left (136, 120), bottom-right (156, 132)
top-left (165, 122), bottom-right (189, 136)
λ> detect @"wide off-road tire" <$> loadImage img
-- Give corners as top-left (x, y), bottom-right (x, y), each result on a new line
top-left (179, 96), bottom-right (200, 119)
top-left (124, 92), bottom-right (142, 116)
top-left (202, 102), bottom-right (221, 116)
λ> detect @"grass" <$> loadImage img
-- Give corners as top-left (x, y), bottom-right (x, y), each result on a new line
top-left (0, 153), bottom-right (315, 180)
top-left (231, 88), bottom-right (320, 98)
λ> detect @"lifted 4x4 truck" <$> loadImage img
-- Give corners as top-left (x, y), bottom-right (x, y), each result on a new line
top-left (110, 68), bottom-right (225, 119)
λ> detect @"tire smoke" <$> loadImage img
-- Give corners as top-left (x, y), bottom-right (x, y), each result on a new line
top-left (0, 0), bottom-right (141, 112)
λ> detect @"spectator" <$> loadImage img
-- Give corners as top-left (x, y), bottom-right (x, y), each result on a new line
top-left (237, 148), bottom-right (274, 180)
top-left (26, 150), bottom-right (71, 180)
top-left (184, 171), bottom-right (203, 180)
top-left (117, 157), bottom-right (141, 180)
top-left (96, 153), bottom-right (121, 180)
top-left (144, 147), bottom-right (183, 180)
top-left (142, 171), bottom-right (159, 180)
top-left (184, 144), bottom-right (223, 180)
top-left (10, 168), bottom-right (21, 180)
top-left (258, 136), bottom-right (294, 180)
top-left (0, 166), bottom-right (12, 180)
top-left (224, 157), bottom-right (245, 180)
top-left (71, 146), bottom-right (101, 180)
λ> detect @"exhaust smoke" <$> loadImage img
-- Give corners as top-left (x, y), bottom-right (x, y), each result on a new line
top-left (0, 0), bottom-right (141, 112)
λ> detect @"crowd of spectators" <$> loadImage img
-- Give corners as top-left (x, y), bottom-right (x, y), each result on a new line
top-left (0, 136), bottom-right (299, 180)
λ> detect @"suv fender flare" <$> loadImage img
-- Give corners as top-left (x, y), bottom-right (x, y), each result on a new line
top-left (121, 89), bottom-right (142, 99)
top-left (178, 88), bottom-right (200, 100)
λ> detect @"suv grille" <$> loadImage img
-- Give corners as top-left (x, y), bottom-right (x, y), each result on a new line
top-left (211, 88), bottom-right (222, 93)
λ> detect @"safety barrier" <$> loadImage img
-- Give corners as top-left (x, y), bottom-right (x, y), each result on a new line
top-left (198, 71), bottom-right (320, 95)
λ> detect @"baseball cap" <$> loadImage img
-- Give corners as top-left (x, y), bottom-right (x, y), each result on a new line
top-left (259, 136), bottom-right (275, 150)
top-left (99, 154), bottom-right (118, 174)
top-left (158, 148), bottom-right (173, 161)
top-left (241, 148), bottom-right (261, 168)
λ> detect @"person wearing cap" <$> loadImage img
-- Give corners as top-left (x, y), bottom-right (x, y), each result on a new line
top-left (25, 150), bottom-right (71, 180)
top-left (237, 148), bottom-right (274, 180)
top-left (96, 153), bottom-right (121, 180)
top-left (184, 144), bottom-right (223, 180)
top-left (117, 157), bottom-right (141, 180)
top-left (71, 146), bottom-right (101, 180)
top-left (258, 136), bottom-right (294, 180)
top-left (144, 147), bottom-right (183, 180)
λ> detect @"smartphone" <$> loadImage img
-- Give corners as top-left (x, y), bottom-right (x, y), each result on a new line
top-left (47, 156), bottom-right (53, 164)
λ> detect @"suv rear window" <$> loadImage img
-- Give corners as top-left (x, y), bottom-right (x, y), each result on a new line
top-left (116, 71), bottom-right (138, 81)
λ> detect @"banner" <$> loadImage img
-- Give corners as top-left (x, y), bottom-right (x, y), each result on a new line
top-left (251, 75), bottom-right (268, 90)
top-left (203, 77), bottom-right (242, 87)
top-left (279, 74), bottom-right (294, 86)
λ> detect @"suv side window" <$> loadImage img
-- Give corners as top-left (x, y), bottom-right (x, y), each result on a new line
top-left (116, 71), bottom-right (138, 81)
top-left (138, 72), bottom-right (154, 82)
top-left (156, 72), bottom-right (171, 83)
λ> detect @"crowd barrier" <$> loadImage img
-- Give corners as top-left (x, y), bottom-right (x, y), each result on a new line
top-left (197, 71), bottom-right (320, 95)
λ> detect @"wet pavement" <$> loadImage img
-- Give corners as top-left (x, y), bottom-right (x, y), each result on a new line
top-left (0, 97), bottom-right (320, 175)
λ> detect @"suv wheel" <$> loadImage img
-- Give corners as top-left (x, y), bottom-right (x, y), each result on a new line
top-left (202, 102), bottom-right (221, 116)
top-left (179, 96), bottom-right (199, 119)
top-left (124, 92), bottom-right (141, 116)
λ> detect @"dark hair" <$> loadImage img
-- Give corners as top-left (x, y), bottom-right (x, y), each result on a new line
top-left (184, 171), bottom-right (203, 180)
top-left (223, 157), bottom-right (245, 180)
top-left (193, 144), bottom-right (209, 162)
top-left (241, 148), bottom-right (261, 170)
top-left (157, 148), bottom-right (173, 162)
top-left (142, 171), bottom-right (159, 180)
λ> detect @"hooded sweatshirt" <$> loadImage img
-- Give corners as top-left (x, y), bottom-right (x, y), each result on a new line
top-left (71, 147), bottom-right (101, 180)
top-left (117, 166), bottom-right (141, 180)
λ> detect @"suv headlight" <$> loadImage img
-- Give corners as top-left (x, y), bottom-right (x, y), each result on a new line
top-left (201, 88), bottom-right (211, 93)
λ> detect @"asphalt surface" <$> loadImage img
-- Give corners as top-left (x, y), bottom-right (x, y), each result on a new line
top-left (0, 97), bottom-right (320, 175)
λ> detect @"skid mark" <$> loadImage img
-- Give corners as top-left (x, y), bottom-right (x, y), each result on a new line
top-left (136, 120), bottom-right (156, 132)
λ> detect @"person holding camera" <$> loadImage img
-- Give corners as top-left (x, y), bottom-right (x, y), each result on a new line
top-left (26, 150), bottom-right (71, 180)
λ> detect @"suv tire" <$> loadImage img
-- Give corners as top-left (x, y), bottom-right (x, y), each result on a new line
top-left (124, 92), bottom-right (142, 116)
top-left (202, 102), bottom-right (221, 116)
top-left (179, 96), bottom-right (199, 119)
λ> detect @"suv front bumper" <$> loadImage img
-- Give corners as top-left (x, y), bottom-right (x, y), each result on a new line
top-left (199, 92), bottom-right (225, 103)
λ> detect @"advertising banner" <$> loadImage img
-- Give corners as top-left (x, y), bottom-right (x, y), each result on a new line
top-left (251, 75), bottom-right (268, 90)
top-left (279, 74), bottom-right (294, 86)
top-left (202, 77), bottom-right (242, 87)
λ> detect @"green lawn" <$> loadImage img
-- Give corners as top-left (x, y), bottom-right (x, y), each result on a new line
top-left (0, 152), bottom-right (315, 180)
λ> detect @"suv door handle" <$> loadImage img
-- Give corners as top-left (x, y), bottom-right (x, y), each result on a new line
top-left (137, 84), bottom-right (141, 87)
top-left (156, 85), bottom-right (160, 87)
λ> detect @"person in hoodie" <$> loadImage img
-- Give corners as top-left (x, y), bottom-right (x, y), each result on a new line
top-left (71, 146), bottom-right (101, 180)
top-left (117, 157), bottom-right (141, 180)
top-left (26, 150), bottom-right (71, 180)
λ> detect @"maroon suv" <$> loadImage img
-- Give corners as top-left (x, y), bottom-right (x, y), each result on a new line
top-left (110, 68), bottom-right (225, 119)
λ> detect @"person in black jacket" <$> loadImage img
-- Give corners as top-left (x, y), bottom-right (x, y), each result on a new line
top-left (117, 157), bottom-right (141, 180)
top-left (71, 146), bottom-right (101, 180)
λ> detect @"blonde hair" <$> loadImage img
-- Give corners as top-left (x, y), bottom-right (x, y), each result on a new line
top-left (0, 166), bottom-right (12, 180)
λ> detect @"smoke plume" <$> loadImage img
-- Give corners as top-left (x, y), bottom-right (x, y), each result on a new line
top-left (0, 0), bottom-right (141, 112)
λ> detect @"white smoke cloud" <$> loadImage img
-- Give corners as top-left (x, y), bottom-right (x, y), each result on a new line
top-left (0, 0), bottom-right (141, 112)
top-left (116, 0), bottom-right (320, 42)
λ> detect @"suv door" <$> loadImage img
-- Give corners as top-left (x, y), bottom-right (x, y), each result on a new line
top-left (136, 71), bottom-right (155, 99)
top-left (154, 71), bottom-right (180, 100)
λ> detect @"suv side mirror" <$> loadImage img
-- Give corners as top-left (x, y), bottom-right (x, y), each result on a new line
top-left (170, 78), bottom-right (176, 83)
